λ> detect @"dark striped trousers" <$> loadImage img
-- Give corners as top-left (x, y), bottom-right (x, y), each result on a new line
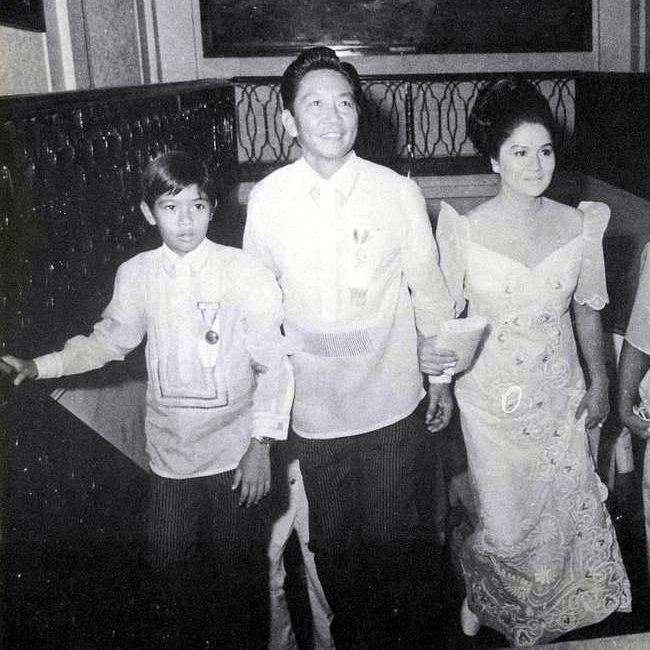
top-left (144, 470), bottom-right (271, 649)
top-left (292, 412), bottom-right (426, 649)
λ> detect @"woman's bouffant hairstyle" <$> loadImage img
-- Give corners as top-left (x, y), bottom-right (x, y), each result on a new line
top-left (280, 46), bottom-right (363, 114)
top-left (141, 150), bottom-right (217, 209)
top-left (468, 78), bottom-right (556, 161)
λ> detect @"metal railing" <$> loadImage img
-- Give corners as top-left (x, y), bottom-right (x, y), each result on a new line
top-left (234, 72), bottom-right (576, 177)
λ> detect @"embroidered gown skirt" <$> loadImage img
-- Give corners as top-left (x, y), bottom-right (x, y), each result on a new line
top-left (437, 202), bottom-right (631, 646)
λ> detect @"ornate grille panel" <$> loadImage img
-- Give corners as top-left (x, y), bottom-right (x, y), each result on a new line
top-left (234, 74), bottom-right (575, 176)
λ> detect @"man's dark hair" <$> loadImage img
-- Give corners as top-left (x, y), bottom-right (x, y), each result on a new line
top-left (141, 150), bottom-right (217, 209)
top-left (280, 46), bottom-right (363, 114)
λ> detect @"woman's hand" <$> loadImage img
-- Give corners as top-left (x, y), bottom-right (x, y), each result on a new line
top-left (575, 378), bottom-right (609, 431)
top-left (418, 337), bottom-right (457, 376)
top-left (571, 303), bottom-right (610, 431)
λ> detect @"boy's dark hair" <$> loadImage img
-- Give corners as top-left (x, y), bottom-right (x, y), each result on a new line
top-left (468, 78), bottom-right (556, 161)
top-left (280, 47), bottom-right (363, 114)
top-left (141, 151), bottom-right (217, 209)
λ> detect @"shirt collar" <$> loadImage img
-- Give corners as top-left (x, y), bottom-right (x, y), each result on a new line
top-left (297, 151), bottom-right (359, 203)
top-left (161, 238), bottom-right (210, 276)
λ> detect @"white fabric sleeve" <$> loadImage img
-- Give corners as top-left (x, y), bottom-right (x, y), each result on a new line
top-left (401, 180), bottom-right (455, 338)
top-left (435, 201), bottom-right (469, 318)
top-left (237, 258), bottom-right (294, 441)
top-left (626, 243), bottom-right (650, 355)
top-left (34, 262), bottom-right (146, 379)
top-left (33, 352), bottom-right (65, 379)
top-left (243, 184), bottom-right (280, 279)
top-left (574, 201), bottom-right (610, 310)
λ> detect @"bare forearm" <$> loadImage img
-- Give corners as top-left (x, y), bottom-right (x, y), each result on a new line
top-left (618, 339), bottom-right (650, 440)
top-left (619, 340), bottom-right (650, 407)
top-left (573, 301), bottom-right (608, 386)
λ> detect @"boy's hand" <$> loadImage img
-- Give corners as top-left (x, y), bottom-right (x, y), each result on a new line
top-left (0, 355), bottom-right (38, 386)
top-left (231, 439), bottom-right (271, 507)
top-left (426, 383), bottom-right (454, 432)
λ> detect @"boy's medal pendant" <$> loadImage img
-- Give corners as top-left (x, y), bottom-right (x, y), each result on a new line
top-left (197, 302), bottom-right (220, 344)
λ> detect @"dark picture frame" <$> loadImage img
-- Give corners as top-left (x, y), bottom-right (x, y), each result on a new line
top-left (0, 0), bottom-right (45, 32)
top-left (200, 0), bottom-right (592, 58)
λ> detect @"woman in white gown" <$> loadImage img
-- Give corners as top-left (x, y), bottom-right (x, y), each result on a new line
top-left (435, 79), bottom-right (631, 646)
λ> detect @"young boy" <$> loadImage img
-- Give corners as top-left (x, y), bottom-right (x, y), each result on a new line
top-left (2, 151), bottom-right (293, 648)
top-left (244, 47), bottom-right (455, 648)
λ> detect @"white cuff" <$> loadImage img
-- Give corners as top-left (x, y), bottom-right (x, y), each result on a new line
top-left (33, 352), bottom-right (64, 379)
top-left (252, 412), bottom-right (290, 441)
top-left (428, 373), bottom-right (452, 384)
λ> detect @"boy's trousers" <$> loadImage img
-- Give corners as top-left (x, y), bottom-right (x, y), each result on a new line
top-left (145, 470), bottom-right (272, 649)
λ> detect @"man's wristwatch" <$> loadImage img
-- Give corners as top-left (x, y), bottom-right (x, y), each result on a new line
top-left (253, 436), bottom-right (274, 447)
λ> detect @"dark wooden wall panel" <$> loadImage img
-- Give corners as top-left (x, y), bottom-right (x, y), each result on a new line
top-left (0, 81), bottom-right (237, 360)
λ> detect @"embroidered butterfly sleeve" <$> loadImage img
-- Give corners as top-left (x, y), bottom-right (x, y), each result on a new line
top-left (436, 201), bottom-right (470, 317)
top-left (574, 201), bottom-right (610, 310)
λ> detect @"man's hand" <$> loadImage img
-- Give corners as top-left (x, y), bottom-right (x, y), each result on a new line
top-left (619, 405), bottom-right (650, 440)
top-left (231, 439), bottom-right (271, 507)
top-left (425, 382), bottom-right (454, 432)
top-left (0, 355), bottom-right (38, 386)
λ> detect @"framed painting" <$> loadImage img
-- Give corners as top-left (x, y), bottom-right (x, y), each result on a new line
top-left (200, 0), bottom-right (592, 57)
top-left (0, 0), bottom-right (45, 32)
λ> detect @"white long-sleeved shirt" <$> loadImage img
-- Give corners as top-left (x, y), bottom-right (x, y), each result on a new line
top-left (35, 239), bottom-right (294, 478)
top-left (244, 153), bottom-right (453, 438)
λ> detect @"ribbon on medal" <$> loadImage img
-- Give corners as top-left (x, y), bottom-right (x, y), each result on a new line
top-left (196, 301), bottom-right (221, 368)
